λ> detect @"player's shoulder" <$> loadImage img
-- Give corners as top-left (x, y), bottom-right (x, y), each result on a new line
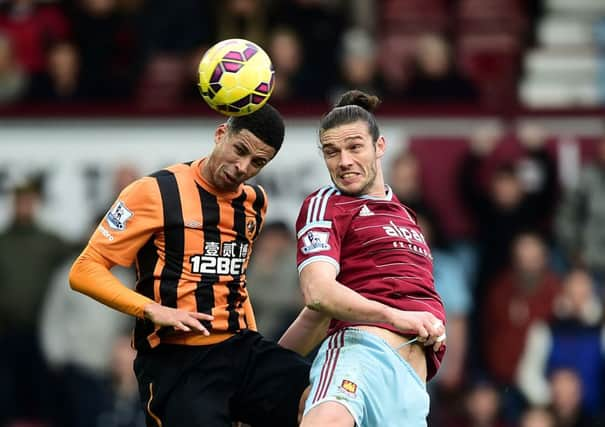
top-left (148, 161), bottom-right (193, 180)
top-left (242, 182), bottom-right (268, 208)
top-left (303, 185), bottom-right (341, 205)
top-left (298, 186), bottom-right (343, 226)
top-left (243, 181), bottom-right (266, 195)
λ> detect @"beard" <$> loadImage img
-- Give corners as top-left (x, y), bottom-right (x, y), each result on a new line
top-left (331, 162), bottom-right (377, 197)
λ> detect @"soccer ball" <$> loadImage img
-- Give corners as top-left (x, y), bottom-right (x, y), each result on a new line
top-left (198, 38), bottom-right (275, 116)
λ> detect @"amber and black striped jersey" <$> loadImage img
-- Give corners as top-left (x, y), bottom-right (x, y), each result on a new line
top-left (87, 158), bottom-right (267, 351)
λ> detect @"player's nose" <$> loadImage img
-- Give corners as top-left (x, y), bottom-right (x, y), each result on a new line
top-left (235, 157), bottom-right (251, 175)
top-left (338, 151), bottom-right (354, 168)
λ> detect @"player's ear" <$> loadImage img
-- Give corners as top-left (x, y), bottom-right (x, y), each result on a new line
top-left (375, 136), bottom-right (386, 159)
top-left (214, 123), bottom-right (228, 144)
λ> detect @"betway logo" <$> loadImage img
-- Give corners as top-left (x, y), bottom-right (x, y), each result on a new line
top-left (382, 221), bottom-right (426, 244)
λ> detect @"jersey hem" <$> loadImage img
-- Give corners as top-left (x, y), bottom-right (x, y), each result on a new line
top-left (304, 397), bottom-right (361, 427)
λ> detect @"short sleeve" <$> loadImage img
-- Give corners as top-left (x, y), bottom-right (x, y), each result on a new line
top-left (295, 189), bottom-right (342, 274)
top-left (88, 177), bottom-right (162, 267)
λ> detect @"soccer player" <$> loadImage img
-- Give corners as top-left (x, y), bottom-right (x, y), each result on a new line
top-left (279, 90), bottom-right (447, 427)
top-left (69, 104), bottom-right (310, 427)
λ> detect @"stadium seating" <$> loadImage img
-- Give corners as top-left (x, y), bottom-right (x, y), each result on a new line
top-left (379, 0), bottom-right (449, 33)
top-left (457, 32), bottom-right (520, 107)
top-left (519, 0), bottom-right (604, 106)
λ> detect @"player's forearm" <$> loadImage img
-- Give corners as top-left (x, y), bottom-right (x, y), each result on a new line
top-left (278, 307), bottom-right (329, 356)
top-left (303, 276), bottom-right (395, 326)
top-left (69, 245), bottom-right (154, 318)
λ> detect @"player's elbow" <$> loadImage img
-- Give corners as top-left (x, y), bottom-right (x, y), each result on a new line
top-left (68, 255), bottom-right (85, 292)
top-left (301, 281), bottom-right (325, 312)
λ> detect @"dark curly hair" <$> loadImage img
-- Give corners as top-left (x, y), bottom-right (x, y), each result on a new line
top-left (227, 103), bottom-right (285, 154)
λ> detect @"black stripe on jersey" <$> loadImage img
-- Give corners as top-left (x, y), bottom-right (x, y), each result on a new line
top-left (226, 191), bottom-right (247, 331)
top-left (251, 185), bottom-right (265, 240)
top-left (136, 235), bottom-right (158, 298)
top-left (134, 236), bottom-right (159, 351)
top-left (196, 186), bottom-right (219, 331)
top-left (153, 171), bottom-right (184, 309)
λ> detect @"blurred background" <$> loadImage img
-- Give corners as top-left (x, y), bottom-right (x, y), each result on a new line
top-left (1, 0), bottom-right (605, 426)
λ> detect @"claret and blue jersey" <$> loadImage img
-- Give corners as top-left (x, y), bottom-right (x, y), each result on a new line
top-left (296, 184), bottom-right (446, 379)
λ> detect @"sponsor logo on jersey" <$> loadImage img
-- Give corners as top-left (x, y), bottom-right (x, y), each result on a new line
top-left (358, 204), bottom-right (374, 216)
top-left (301, 230), bottom-right (330, 254)
top-left (106, 200), bottom-right (133, 231)
top-left (98, 224), bottom-right (114, 241)
top-left (190, 241), bottom-right (249, 275)
top-left (339, 379), bottom-right (358, 396)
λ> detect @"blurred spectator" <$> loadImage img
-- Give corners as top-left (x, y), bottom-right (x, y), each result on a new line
top-left (39, 219), bottom-right (134, 427)
top-left (215, 0), bottom-right (268, 47)
top-left (136, 0), bottom-right (209, 106)
top-left (95, 334), bottom-right (145, 427)
top-left (404, 33), bottom-right (479, 104)
top-left (389, 149), bottom-right (437, 219)
top-left (515, 123), bottom-right (560, 233)
top-left (520, 407), bottom-right (556, 427)
top-left (28, 41), bottom-right (84, 102)
top-left (245, 221), bottom-right (302, 340)
top-left (0, 178), bottom-right (73, 425)
top-left (0, 0), bottom-right (70, 75)
top-left (418, 211), bottom-right (471, 425)
top-left (69, 0), bottom-right (142, 100)
top-left (329, 27), bottom-right (383, 103)
top-left (458, 124), bottom-right (558, 295)
top-left (449, 380), bottom-right (511, 427)
top-left (0, 33), bottom-right (27, 104)
top-left (272, 0), bottom-right (346, 99)
top-left (267, 26), bottom-right (308, 102)
top-left (481, 231), bottom-right (559, 386)
top-left (417, 212), bottom-right (470, 391)
top-left (516, 269), bottom-right (604, 416)
top-left (135, 54), bottom-right (187, 108)
top-left (556, 136), bottom-right (605, 283)
top-left (138, 0), bottom-right (209, 56)
top-left (549, 368), bottom-right (599, 427)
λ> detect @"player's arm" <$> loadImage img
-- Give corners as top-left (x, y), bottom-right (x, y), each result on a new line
top-left (300, 260), bottom-right (445, 351)
top-left (69, 244), bottom-right (213, 334)
top-left (278, 307), bottom-right (330, 356)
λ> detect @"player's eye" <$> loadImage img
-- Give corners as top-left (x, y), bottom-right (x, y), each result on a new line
top-left (252, 158), bottom-right (267, 168)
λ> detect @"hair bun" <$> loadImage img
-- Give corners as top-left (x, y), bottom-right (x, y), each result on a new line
top-left (334, 90), bottom-right (381, 113)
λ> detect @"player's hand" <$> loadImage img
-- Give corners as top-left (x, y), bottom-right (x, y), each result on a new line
top-left (143, 302), bottom-right (214, 335)
top-left (387, 309), bottom-right (446, 352)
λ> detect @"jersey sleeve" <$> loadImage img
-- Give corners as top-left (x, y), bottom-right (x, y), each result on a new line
top-left (88, 177), bottom-right (162, 267)
top-left (295, 189), bottom-right (342, 275)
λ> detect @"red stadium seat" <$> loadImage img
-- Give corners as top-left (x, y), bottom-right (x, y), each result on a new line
top-left (379, 0), bottom-right (450, 33)
top-left (377, 32), bottom-right (419, 92)
top-left (136, 55), bottom-right (187, 108)
top-left (457, 32), bottom-right (521, 107)
top-left (457, 0), bottom-right (526, 33)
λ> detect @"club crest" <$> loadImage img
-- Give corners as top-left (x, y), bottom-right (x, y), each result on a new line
top-left (246, 217), bottom-right (256, 239)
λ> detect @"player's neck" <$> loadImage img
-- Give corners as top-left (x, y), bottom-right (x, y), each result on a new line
top-left (365, 174), bottom-right (386, 198)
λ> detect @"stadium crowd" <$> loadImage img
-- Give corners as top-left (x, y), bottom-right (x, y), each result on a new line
top-left (1, 0), bottom-right (605, 427)
top-left (0, 0), bottom-right (550, 109)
